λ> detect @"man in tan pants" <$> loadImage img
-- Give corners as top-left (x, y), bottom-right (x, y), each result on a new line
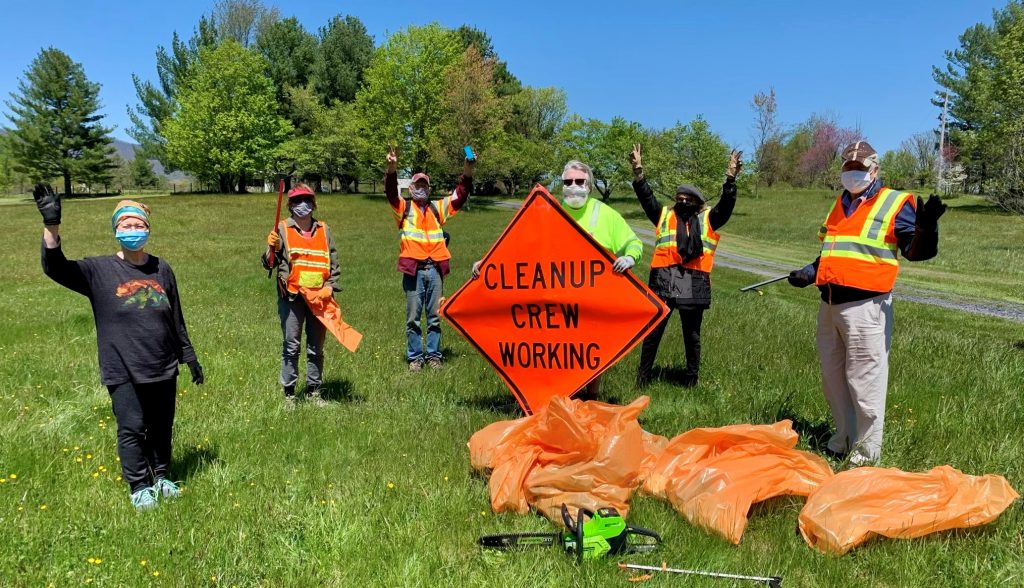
top-left (788, 141), bottom-right (946, 466)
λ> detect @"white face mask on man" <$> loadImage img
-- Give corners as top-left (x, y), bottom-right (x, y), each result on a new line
top-left (840, 170), bottom-right (874, 194)
top-left (562, 184), bottom-right (589, 208)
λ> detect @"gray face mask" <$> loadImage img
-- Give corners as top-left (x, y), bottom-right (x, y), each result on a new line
top-left (292, 201), bottom-right (313, 218)
top-left (411, 187), bottom-right (430, 202)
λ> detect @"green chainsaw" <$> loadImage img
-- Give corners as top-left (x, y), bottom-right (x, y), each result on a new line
top-left (478, 504), bottom-right (662, 562)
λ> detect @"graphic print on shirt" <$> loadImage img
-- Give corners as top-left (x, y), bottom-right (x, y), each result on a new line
top-left (115, 279), bottom-right (168, 309)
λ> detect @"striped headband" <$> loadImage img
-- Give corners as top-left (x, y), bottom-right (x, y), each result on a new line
top-left (112, 200), bottom-right (151, 231)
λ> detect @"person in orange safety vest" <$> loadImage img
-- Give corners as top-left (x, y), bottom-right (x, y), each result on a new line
top-left (385, 145), bottom-right (475, 372)
top-left (262, 184), bottom-right (341, 409)
top-left (630, 145), bottom-right (743, 389)
top-left (788, 140), bottom-right (947, 467)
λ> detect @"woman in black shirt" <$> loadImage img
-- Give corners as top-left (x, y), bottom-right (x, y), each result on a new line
top-left (34, 185), bottom-right (204, 512)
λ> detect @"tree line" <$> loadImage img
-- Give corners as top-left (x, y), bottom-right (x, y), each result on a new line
top-left (3, 0), bottom-right (1023, 212)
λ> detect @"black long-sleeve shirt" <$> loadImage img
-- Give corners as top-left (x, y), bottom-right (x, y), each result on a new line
top-left (42, 241), bottom-right (197, 386)
top-left (632, 177), bottom-right (736, 307)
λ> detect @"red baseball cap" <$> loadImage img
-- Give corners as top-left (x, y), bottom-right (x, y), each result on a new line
top-left (410, 172), bottom-right (431, 187)
top-left (287, 185), bottom-right (315, 199)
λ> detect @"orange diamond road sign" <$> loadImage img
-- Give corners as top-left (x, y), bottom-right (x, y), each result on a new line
top-left (442, 185), bottom-right (669, 414)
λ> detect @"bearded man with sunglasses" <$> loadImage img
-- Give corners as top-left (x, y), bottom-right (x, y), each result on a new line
top-left (629, 145), bottom-right (742, 389)
top-left (559, 159), bottom-right (644, 400)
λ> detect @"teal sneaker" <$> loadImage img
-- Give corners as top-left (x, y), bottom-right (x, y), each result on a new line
top-left (153, 478), bottom-right (182, 499)
top-left (131, 487), bottom-right (159, 512)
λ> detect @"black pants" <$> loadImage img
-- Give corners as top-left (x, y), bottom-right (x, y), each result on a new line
top-left (637, 307), bottom-right (705, 385)
top-left (108, 379), bottom-right (177, 493)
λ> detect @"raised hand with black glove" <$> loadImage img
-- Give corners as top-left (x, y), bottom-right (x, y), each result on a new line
top-left (916, 194), bottom-right (947, 230)
top-left (187, 360), bottom-right (205, 385)
top-left (33, 184), bottom-right (61, 226)
top-left (904, 194), bottom-right (946, 261)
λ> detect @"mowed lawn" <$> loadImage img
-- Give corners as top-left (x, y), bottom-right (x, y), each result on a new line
top-left (0, 190), bottom-right (1021, 587)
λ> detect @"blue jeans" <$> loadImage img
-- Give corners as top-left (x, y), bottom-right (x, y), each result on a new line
top-left (278, 295), bottom-right (326, 390)
top-left (404, 265), bottom-right (442, 361)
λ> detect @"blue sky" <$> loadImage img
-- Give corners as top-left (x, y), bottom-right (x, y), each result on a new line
top-left (0, 0), bottom-right (1006, 154)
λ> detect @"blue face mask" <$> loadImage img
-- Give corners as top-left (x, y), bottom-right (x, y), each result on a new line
top-left (292, 201), bottom-right (314, 218)
top-left (116, 229), bottom-right (149, 252)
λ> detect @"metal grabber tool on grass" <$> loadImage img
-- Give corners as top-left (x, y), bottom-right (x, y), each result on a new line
top-left (738, 274), bottom-right (789, 295)
top-left (478, 504), bottom-right (661, 562)
top-left (619, 562), bottom-right (783, 587)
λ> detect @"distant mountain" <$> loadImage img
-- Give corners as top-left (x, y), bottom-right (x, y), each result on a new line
top-left (110, 139), bottom-right (191, 181)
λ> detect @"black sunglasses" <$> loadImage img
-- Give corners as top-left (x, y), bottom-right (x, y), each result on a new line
top-left (562, 178), bottom-right (587, 186)
top-left (291, 196), bottom-right (314, 205)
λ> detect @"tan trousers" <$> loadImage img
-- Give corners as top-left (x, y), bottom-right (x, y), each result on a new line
top-left (816, 293), bottom-right (893, 464)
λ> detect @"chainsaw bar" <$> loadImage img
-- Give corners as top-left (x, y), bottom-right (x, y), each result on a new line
top-left (478, 533), bottom-right (562, 550)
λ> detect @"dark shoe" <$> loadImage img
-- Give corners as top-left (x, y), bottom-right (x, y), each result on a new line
top-left (283, 385), bottom-right (296, 410)
top-left (408, 359), bottom-right (424, 372)
top-left (680, 375), bottom-right (698, 388)
top-left (427, 357), bottom-right (443, 370)
top-left (635, 371), bottom-right (652, 388)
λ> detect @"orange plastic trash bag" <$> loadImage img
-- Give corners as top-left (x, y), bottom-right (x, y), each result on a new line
top-left (468, 395), bottom-right (667, 525)
top-left (644, 421), bottom-right (833, 544)
top-left (799, 465), bottom-right (1019, 555)
top-left (300, 289), bottom-right (362, 352)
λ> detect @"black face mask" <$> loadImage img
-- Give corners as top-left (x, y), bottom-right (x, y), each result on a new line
top-left (674, 201), bottom-right (700, 217)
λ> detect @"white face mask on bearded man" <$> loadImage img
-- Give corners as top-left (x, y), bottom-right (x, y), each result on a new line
top-left (562, 184), bottom-right (589, 208)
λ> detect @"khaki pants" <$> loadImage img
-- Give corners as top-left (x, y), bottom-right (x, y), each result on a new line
top-left (816, 293), bottom-right (893, 464)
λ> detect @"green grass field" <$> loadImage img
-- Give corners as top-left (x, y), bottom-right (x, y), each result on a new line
top-left (1, 190), bottom-right (1021, 587)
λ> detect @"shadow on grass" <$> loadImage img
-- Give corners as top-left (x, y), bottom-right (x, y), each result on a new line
top-left (950, 203), bottom-right (1015, 216)
top-left (171, 445), bottom-right (219, 482)
top-left (317, 378), bottom-right (365, 403)
top-left (458, 392), bottom-right (524, 417)
top-left (1012, 340), bottom-right (1024, 351)
top-left (777, 410), bottom-right (833, 453)
top-left (652, 366), bottom-right (698, 388)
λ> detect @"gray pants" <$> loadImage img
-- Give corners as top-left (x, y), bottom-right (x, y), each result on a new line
top-left (816, 293), bottom-right (893, 464)
top-left (278, 295), bottom-right (327, 390)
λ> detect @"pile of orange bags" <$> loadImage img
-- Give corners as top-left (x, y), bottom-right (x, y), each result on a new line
top-left (799, 465), bottom-right (1020, 554)
top-left (469, 399), bottom-right (1018, 550)
top-left (468, 395), bottom-right (666, 523)
top-left (643, 422), bottom-right (833, 544)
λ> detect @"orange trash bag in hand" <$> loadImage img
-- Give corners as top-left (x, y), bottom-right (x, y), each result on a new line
top-left (799, 465), bottom-right (1019, 555)
top-left (300, 288), bottom-right (363, 352)
top-left (468, 395), bottom-right (666, 525)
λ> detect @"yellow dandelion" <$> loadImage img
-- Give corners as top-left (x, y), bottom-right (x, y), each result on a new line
top-left (480, 511), bottom-right (487, 516)
top-left (87, 558), bottom-right (96, 564)
top-left (233, 503), bottom-right (239, 508)
top-left (17, 506), bottom-right (23, 511)
top-left (8, 474), bottom-right (16, 479)
top-left (86, 454), bottom-right (93, 460)
top-left (387, 482), bottom-right (395, 489)
top-left (153, 571), bottom-right (160, 577)
top-left (39, 504), bottom-right (47, 510)
top-left (0, 479), bottom-right (5, 484)
top-left (92, 472), bottom-right (99, 478)
top-left (444, 476), bottom-right (449, 481)
top-left (140, 560), bottom-right (147, 566)
top-left (75, 457), bottom-right (83, 463)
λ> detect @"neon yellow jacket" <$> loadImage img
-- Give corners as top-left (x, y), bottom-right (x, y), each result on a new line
top-left (562, 197), bottom-right (643, 262)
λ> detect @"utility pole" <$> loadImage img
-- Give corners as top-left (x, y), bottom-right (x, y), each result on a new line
top-left (937, 92), bottom-right (949, 193)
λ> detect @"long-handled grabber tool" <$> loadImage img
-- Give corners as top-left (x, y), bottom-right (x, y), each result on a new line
top-left (738, 274), bottom-right (789, 294)
top-left (619, 562), bottom-right (783, 587)
top-left (479, 505), bottom-right (661, 562)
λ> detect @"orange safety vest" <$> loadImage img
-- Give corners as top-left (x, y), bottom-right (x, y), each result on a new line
top-left (815, 187), bottom-right (915, 292)
top-left (281, 221), bottom-right (331, 294)
top-left (396, 199), bottom-right (452, 261)
top-left (650, 207), bottom-right (719, 273)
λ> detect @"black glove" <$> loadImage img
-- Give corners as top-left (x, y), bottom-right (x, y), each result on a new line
top-left (788, 266), bottom-right (815, 288)
top-left (33, 183), bottom-right (61, 225)
top-left (187, 360), bottom-right (205, 385)
top-left (916, 194), bottom-right (947, 230)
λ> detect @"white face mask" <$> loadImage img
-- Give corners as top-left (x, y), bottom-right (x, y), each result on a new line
top-left (841, 170), bottom-right (873, 194)
top-left (291, 201), bottom-right (313, 218)
top-left (562, 184), bottom-right (589, 209)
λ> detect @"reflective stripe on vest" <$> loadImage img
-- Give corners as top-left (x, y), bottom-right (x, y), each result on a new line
top-left (816, 188), bottom-right (913, 291)
top-left (650, 207), bottom-right (719, 271)
top-left (282, 221), bottom-right (331, 294)
top-left (398, 200), bottom-right (451, 261)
